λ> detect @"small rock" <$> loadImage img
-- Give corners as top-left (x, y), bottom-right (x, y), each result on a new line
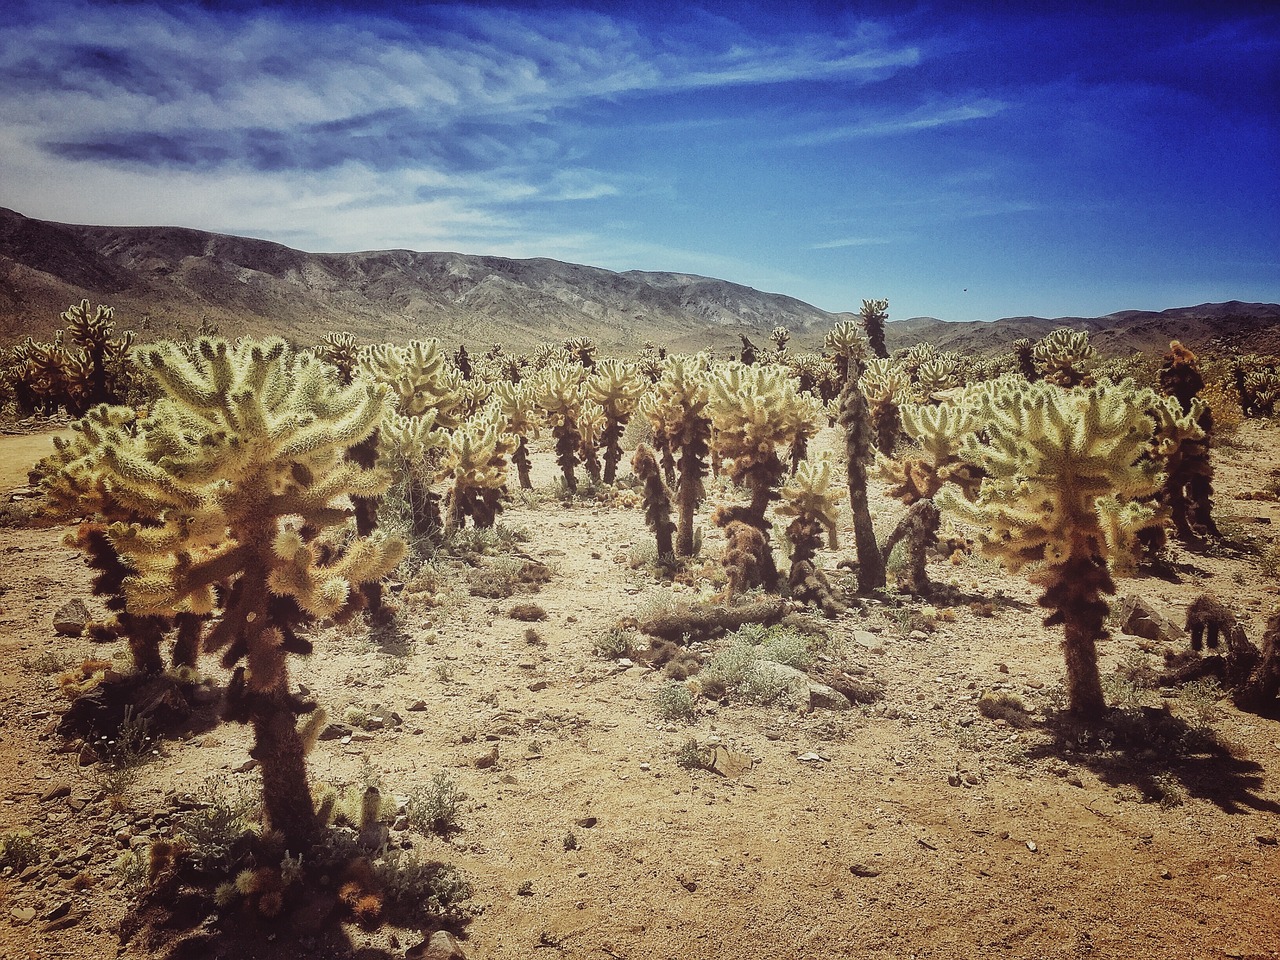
top-left (231, 759), bottom-right (258, 774)
top-left (40, 783), bottom-right (72, 803)
top-left (1116, 594), bottom-right (1187, 644)
top-left (289, 891), bottom-right (338, 934)
top-left (77, 744), bottom-right (99, 767)
top-left (407, 929), bottom-right (469, 959)
top-left (475, 745), bottom-right (499, 769)
top-left (527, 680), bottom-right (549, 692)
top-left (1160, 867), bottom-right (1172, 880)
top-left (708, 747), bottom-right (754, 779)
top-left (318, 722), bottom-right (353, 741)
top-left (42, 909), bottom-right (84, 932)
top-left (52, 599), bottom-right (90, 637)
top-left (1026, 840), bottom-right (1038, 853)
top-left (575, 816), bottom-right (598, 829)
top-left (808, 681), bottom-right (852, 712)
top-left (849, 864), bottom-right (881, 878)
top-left (1256, 833), bottom-right (1278, 846)
top-left (42, 900), bottom-right (71, 922)
top-left (9, 907), bottom-right (36, 924)
top-left (392, 815), bottom-right (410, 831)
top-left (407, 700), bottom-right (428, 712)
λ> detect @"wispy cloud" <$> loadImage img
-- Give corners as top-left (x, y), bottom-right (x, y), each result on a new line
top-left (792, 98), bottom-right (1007, 146)
top-left (810, 237), bottom-right (896, 250)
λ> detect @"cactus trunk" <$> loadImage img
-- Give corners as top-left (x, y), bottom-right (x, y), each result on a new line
top-left (838, 377), bottom-right (885, 592)
top-left (251, 699), bottom-right (317, 851)
top-left (514, 437), bottom-right (533, 490)
top-left (1039, 552), bottom-right (1112, 720)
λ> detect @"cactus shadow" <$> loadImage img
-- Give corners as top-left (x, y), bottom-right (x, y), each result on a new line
top-left (367, 614), bottom-right (413, 658)
top-left (1030, 707), bottom-right (1280, 816)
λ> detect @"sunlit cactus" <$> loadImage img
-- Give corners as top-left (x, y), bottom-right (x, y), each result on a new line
top-left (578, 398), bottom-right (606, 485)
top-left (587, 359), bottom-right (646, 484)
top-left (1147, 394), bottom-right (1217, 544)
top-left (439, 406), bottom-right (516, 531)
top-left (47, 337), bottom-right (403, 849)
top-left (641, 355), bottom-right (712, 556)
top-left (60, 300), bottom-right (136, 414)
top-left (914, 354), bottom-right (962, 402)
top-left (362, 339), bottom-right (465, 427)
top-left (1243, 369), bottom-right (1279, 417)
top-left (859, 297), bottom-right (890, 359)
top-left (938, 378), bottom-right (1171, 719)
top-left (707, 362), bottom-right (822, 591)
top-left (492, 380), bottom-right (540, 489)
top-left (859, 359), bottom-right (909, 456)
top-left (564, 336), bottom-right (598, 369)
top-left (777, 457), bottom-right (845, 614)
top-left (534, 363), bottom-right (588, 492)
top-left (824, 320), bottom-right (870, 384)
top-left (837, 360), bottom-right (885, 592)
top-left (770, 326), bottom-right (790, 354)
top-left (1032, 328), bottom-right (1097, 387)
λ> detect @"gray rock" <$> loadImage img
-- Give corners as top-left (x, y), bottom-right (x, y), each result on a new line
top-left (407, 930), bottom-right (468, 959)
top-left (52, 599), bottom-right (90, 637)
top-left (807, 681), bottom-right (853, 711)
top-left (1116, 595), bottom-right (1187, 644)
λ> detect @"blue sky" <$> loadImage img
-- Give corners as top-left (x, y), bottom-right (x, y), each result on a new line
top-left (1, 1), bottom-right (1276, 321)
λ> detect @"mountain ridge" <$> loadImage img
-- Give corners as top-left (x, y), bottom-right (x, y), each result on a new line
top-left (2, 206), bottom-right (1277, 357)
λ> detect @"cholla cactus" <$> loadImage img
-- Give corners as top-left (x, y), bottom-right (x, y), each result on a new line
top-left (318, 333), bottom-right (362, 385)
top-left (770, 326), bottom-right (790, 354)
top-left (776, 457), bottom-right (844, 614)
top-left (938, 378), bottom-right (1172, 719)
top-left (564, 336), bottom-right (598, 369)
top-left (707, 363), bottom-right (823, 591)
top-left (632, 444), bottom-right (675, 563)
top-left (439, 406), bottom-right (516, 531)
top-left (46, 338), bottom-right (403, 849)
top-left (534, 363), bottom-right (588, 492)
top-left (1157, 341), bottom-right (1204, 414)
top-left (875, 399), bottom-right (984, 596)
top-left (860, 359), bottom-right (909, 456)
top-left (1011, 338), bottom-right (1037, 381)
top-left (60, 300), bottom-right (135, 413)
top-left (362, 340), bottom-right (465, 426)
top-left (1243, 369), bottom-right (1280, 417)
top-left (641, 355), bottom-right (712, 557)
top-left (492, 381), bottom-right (539, 489)
top-left (824, 321), bottom-right (869, 384)
top-left (578, 398), bottom-right (606, 485)
top-left (837, 366), bottom-right (885, 592)
top-left (587, 359), bottom-right (646, 484)
top-left (1147, 395), bottom-right (1217, 544)
top-left (1032, 328), bottom-right (1097, 387)
top-left (914, 354), bottom-right (962, 402)
top-left (859, 298), bottom-right (890, 359)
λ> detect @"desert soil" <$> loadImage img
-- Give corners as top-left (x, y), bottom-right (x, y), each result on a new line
top-left (1, 421), bottom-right (1279, 960)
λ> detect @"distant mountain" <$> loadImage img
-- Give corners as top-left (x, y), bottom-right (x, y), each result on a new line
top-left (0, 207), bottom-right (847, 354)
top-left (2, 206), bottom-right (1278, 358)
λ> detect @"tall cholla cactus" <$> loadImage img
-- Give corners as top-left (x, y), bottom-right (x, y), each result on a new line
top-left (860, 359), bottom-right (909, 456)
top-left (914, 354), bottom-right (962, 402)
top-left (1011, 338), bottom-right (1038, 381)
top-left (534, 363), bottom-right (587, 492)
top-left (776, 457), bottom-right (844, 614)
top-left (837, 357), bottom-right (886, 592)
top-left (1032, 328), bottom-right (1097, 387)
top-left (859, 298), bottom-right (890, 360)
top-left (707, 362), bottom-right (822, 591)
top-left (492, 380), bottom-right (540, 490)
top-left (587, 359), bottom-right (646, 484)
top-left (770, 326), bottom-right (790, 354)
top-left (875, 400), bottom-right (984, 595)
top-left (824, 320), bottom-right (869, 384)
top-left (54, 338), bottom-right (404, 849)
top-left (1146, 394), bottom-right (1217, 544)
top-left (577, 399), bottom-right (606, 485)
top-left (439, 406), bottom-right (516, 531)
top-left (60, 299), bottom-right (135, 413)
top-left (641, 355), bottom-right (712, 557)
top-left (938, 379), bottom-right (1174, 719)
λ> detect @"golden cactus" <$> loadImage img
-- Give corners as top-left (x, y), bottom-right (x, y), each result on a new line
top-left (641, 355), bottom-right (712, 556)
top-left (438, 406), bottom-right (517, 531)
top-left (1032, 328), bottom-right (1098, 387)
top-left (586, 359), bottom-right (646, 484)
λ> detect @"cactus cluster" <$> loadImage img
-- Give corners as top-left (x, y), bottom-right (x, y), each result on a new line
top-left (3, 301), bottom-right (136, 415)
top-left (859, 298), bottom-right (890, 360)
top-left (641, 356), bottom-right (712, 557)
top-left (1031, 328), bottom-right (1097, 387)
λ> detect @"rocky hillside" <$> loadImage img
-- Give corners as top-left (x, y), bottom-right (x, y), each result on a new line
top-left (0, 207), bottom-right (846, 353)
top-left (2, 206), bottom-right (1278, 357)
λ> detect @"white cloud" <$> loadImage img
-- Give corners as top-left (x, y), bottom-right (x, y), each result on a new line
top-left (792, 98), bottom-right (1007, 146)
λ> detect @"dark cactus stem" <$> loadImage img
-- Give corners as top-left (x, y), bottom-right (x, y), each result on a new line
top-left (788, 434), bottom-right (807, 476)
top-left (837, 371), bottom-right (885, 592)
top-left (251, 697), bottom-right (317, 851)
top-left (743, 456), bottom-right (783, 592)
top-left (1158, 341), bottom-right (1204, 414)
top-left (655, 435), bottom-right (677, 487)
top-left (675, 429), bottom-right (709, 557)
top-left (408, 476), bottom-right (443, 543)
top-left (1038, 551), bottom-right (1112, 721)
top-left (555, 423), bottom-right (579, 492)
top-left (871, 399), bottom-right (901, 458)
top-left (171, 613), bottom-right (204, 670)
top-left (880, 498), bottom-right (939, 596)
top-left (513, 436), bottom-right (533, 490)
top-left (1014, 340), bottom-right (1038, 382)
top-left (602, 419), bottom-right (626, 485)
top-left (739, 335), bottom-right (758, 366)
top-left (347, 430), bottom-right (382, 611)
top-left (633, 445), bottom-right (676, 562)
top-left (1234, 611), bottom-right (1280, 712)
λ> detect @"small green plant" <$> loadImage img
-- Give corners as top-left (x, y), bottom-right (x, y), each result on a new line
top-left (1151, 773), bottom-right (1186, 809)
top-left (375, 850), bottom-right (474, 925)
top-left (675, 739), bottom-right (715, 771)
top-left (517, 879), bottom-right (534, 896)
top-left (654, 682), bottom-right (696, 722)
top-left (562, 831), bottom-right (579, 851)
top-left (594, 628), bottom-right (636, 659)
top-left (171, 776), bottom-right (257, 872)
top-left (113, 849), bottom-right (147, 890)
top-left (1261, 542), bottom-right (1280, 580)
top-left (21, 649), bottom-right (67, 674)
top-left (0, 830), bottom-right (41, 872)
top-left (433, 662), bottom-right (456, 683)
top-left (405, 772), bottom-right (466, 835)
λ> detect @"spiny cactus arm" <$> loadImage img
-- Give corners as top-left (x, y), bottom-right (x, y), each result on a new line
top-left (777, 457), bottom-right (841, 548)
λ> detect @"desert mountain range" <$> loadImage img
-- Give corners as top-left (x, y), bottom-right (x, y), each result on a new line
top-left (2, 206), bottom-right (1278, 357)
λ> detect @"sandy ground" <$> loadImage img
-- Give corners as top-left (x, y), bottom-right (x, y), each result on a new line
top-left (1, 420), bottom-right (1279, 960)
